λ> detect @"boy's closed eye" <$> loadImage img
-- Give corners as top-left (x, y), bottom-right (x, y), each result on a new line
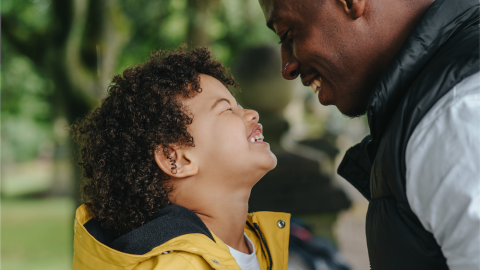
top-left (217, 104), bottom-right (232, 114)
top-left (224, 102), bottom-right (243, 113)
top-left (212, 99), bottom-right (242, 114)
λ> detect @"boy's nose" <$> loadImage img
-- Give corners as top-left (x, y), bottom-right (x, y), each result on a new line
top-left (244, 109), bottom-right (259, 123)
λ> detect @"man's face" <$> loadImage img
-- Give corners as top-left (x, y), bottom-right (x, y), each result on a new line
top-left (260, 0), bottom-right (385, 117)
top-left (184, 74), bottom-right (277, 186)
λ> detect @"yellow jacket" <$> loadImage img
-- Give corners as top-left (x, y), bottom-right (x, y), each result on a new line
top-left (73, 204), bottom-right (290, 270)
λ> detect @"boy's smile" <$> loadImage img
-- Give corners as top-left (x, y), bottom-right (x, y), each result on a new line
top-left (248, 123), bottom-right (265, 143)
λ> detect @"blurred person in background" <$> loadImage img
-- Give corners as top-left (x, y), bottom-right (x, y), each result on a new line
top-left (258, 0), bottom-right (480, 269)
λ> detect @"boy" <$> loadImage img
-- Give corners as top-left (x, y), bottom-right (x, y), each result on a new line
top-left (71, 47), bottom-right (290, 270)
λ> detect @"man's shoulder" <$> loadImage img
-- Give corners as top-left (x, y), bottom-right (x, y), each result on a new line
top-left (405, 71), bottom-right (480, 216)
top-left (410, 71), bottom-right (479, 135)
top-left (405, 71), bottom-right (480, 270)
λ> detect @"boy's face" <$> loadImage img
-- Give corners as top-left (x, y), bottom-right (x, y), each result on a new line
top-left (184, 74), bottom-right (277, 185)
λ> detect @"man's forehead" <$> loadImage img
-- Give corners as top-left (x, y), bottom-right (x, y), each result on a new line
top-left (259, 0), bottom-right (294, 31)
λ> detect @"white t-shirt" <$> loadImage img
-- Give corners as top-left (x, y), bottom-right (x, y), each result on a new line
top-left (406, 71), bottom-right (480, 270)
top-left (227, 233), bottom-right (261, 270)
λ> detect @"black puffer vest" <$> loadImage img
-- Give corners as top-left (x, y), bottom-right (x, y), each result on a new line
top-left (337, 0), bottom-right (479, 269)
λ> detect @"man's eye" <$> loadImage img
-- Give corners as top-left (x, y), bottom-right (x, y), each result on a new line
top-left (278, 30), bottom-right (290, 44)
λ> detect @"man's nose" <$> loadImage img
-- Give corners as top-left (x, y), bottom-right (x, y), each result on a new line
top-left (281, 53), bottom-right (300, 80)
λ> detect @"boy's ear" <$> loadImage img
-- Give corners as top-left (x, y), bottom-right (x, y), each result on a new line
top-left (155, 146), bottom-right (198, 178)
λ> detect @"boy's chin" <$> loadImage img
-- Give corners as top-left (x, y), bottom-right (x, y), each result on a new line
top-left (268, 154), bottom-right (278, 170)
top-left (258, 154), bottom-right (278, 173)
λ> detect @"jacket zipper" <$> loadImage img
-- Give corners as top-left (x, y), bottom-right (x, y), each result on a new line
top-left (247, 222), bottom-right (273, 270)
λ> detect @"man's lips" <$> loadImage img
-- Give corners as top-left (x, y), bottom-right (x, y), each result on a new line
top-left (310, 78), bottom-right (322, 94)
top-left (302, 75), bottom-right (323, 95)
top-left (301, 73), bottom-right (318, 86)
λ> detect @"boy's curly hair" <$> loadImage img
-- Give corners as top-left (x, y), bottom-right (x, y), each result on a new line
top-left (71, 47), bottom-right (238, 236)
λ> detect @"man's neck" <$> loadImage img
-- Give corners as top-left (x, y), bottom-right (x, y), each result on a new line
top-left (373, 0), bottom-right (435, 71)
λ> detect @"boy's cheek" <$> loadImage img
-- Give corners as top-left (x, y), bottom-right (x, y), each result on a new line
top-left (216, 126), bottom-right (248, 146)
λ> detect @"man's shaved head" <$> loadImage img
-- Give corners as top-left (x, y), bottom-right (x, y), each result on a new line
top-left (259, 0), bottom-right (433, 117)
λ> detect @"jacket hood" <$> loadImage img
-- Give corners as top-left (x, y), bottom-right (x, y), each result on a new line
top-left (367, 0), bottom-right (479, 145)
top-left (73, 204), bottom-right (290, 270)
top-left (84, 204), bottom-right (214, 255)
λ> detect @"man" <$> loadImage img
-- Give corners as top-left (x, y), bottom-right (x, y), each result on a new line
top-left (259, 0), bottom-right (479, 269)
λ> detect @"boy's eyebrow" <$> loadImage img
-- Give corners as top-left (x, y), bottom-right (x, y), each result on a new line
top-left (210, 98), bottom-right (231, 110)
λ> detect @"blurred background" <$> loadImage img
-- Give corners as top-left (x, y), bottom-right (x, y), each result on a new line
top-left (1, 0), bottom-right (369, 269)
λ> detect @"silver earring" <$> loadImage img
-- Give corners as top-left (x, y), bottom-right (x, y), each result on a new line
top-left (170, 160), bottom-right (177, 174)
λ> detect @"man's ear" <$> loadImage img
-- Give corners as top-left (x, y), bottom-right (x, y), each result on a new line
top-left (340, 0), bottom-right (365, 20)
top-left (155, 146), bottom-right (198, 178)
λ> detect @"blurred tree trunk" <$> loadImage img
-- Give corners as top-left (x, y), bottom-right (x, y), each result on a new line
top-left (186, 0), bottom-right (218, 47)
top-left (2, 0), bottom-right (131, 205)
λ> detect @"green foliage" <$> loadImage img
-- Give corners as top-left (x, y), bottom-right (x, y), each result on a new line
top-left (2, 43), bottom-right (54, 163)
top-left (116, 0), bottom-right (278, 70)
top-left (2, 0), bottom-right (52, 38)
top-left (2, 0), bottom-right (279, 164)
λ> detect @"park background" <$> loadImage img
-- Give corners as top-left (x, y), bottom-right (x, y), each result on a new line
top-left (2, 0), bottom-right (370, 269)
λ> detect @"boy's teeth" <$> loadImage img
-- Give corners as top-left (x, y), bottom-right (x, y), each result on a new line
top-left (310, 78), bottom-right (322, 94)
top-left (249, 133), bottom-right (264, 142)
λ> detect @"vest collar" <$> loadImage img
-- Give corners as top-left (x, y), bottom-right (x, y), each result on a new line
top-left (367, 0), bottom-right (479, 144)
